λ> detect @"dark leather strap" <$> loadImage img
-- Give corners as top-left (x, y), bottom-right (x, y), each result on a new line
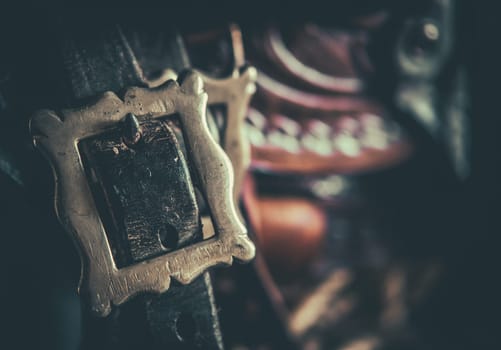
top-left (60, 19), bottom-right (223, 350)
top-left (62, 25), bottom-right (146, 100)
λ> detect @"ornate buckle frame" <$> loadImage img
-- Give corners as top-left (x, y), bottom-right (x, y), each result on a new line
top-left (30, 71), bottom-right (255, 316)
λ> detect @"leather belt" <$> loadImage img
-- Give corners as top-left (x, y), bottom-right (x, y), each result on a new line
top-left (28, 14), bottom-right (255, 350)
top-left (65, 20), bottom-right (222, 350)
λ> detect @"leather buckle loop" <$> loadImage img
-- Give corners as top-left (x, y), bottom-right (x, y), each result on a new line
top-left (29, 70), bottom-right (255, 317)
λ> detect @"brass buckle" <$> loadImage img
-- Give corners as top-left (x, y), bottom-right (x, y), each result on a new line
top-left (29, 70), bottom-right (256, 316)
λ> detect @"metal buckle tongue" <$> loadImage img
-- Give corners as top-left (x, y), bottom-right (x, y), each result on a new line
top-left (29, 70), bottom-right (255, 317)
